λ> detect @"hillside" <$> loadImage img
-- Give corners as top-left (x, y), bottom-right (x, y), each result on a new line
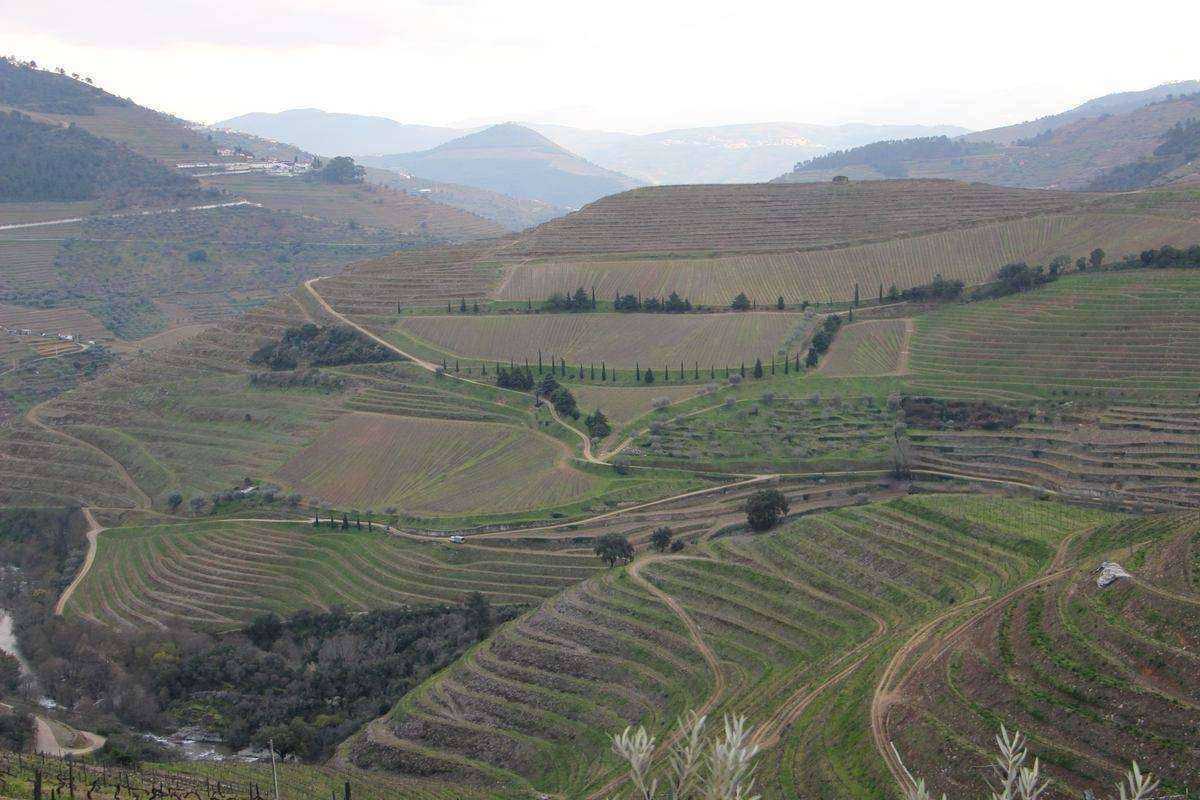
top-left (0, 110), bottom-right (205, 206)
top-left (963, 79), bottom-right (1200, 145)
top-left (362, 166), bottom-right (563, 231)
top-left (364, 123), bottom-right (645, 208)
top-left (780, 85), bottom-right (1200, 189)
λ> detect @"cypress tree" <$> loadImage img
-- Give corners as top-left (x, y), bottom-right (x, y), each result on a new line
top-left (579, 363), bottom-right (584, 380)
top-left (591, 287), bottom-right (596, 309)
top-left (694, 361), bottom-right (699, 380)
top-left (447, 301), bottom-right (451, 313)
top-left (601, 362), bottom-right (607, 380)
top-left (753, 358), bottom-right (763, 379)
top-left (878, 283), bottom-right (884, 304)
top-left (710, 365), bottom-right (715, 379)
top-left (455, 359), bottom-right (460, 372)
top-left (636, 363), bottom-right (641, 381)
top-left (784, 355), bottom-right (789, 374)
top-left (591, 363), bottom-right (595, 379)
top-left (460, 297), bottom-right (467, 312)
top-left (853, 284), bottom-right (859, 307)
top-left (741, 362), bottom-right (746, 377)
top-left (771, 357), bottom-right (775, 375)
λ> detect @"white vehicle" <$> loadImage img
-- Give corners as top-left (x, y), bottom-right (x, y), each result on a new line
top-left (449, 535), bottom-right (465, 544)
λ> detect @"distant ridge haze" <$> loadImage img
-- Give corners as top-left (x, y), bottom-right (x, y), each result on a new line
top-left (214, 109), bottom-right (970, 184)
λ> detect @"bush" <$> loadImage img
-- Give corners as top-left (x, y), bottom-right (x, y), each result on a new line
top-left (651, 396), bottom-right (671, 410)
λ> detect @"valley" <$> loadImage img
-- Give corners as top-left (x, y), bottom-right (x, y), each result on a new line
top-left (0, 50), bottom-right (1198, 800)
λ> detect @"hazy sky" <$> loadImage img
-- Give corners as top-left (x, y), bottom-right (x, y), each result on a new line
top-left (2, 0), bottom-right (1195, 133)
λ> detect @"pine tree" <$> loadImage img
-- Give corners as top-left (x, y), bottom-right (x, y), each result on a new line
top-left (753, 358), bottom-right (764, 379)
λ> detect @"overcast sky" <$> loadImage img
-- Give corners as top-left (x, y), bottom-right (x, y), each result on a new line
top-left (2, 0), bottom-right (1196, 133)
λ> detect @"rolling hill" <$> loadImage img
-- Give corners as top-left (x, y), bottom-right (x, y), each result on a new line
top-left (780, 81), bottom-right (1200, 189)
top-left (364, 123), bottom-right (645, 208)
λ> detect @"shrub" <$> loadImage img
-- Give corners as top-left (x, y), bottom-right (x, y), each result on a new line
top-left (651, 396), bottom-right (671, 410)
top-left (650, 526), bottom-right (672, 552)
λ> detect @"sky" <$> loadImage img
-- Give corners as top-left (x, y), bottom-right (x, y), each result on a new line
top-left (2, 0), bottom-right (1196, 134)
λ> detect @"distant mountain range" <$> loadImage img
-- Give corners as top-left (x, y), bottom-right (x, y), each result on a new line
top-left (361, 123), bottom-right (646, 209)
top-left (779, 80), bottom-right (1200, 190)
top-left (214, 109), bottom-right (969, 185)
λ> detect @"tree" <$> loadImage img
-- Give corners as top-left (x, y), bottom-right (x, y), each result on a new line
top-left (753, 358), bottom-right (764, 379)
top-left (166, 491), bottom-right (183, 511)
top-left (650, 526), bottom-right (673, 552)
top-left (643, 367), bottom-right (655, 385)
top-left (312, 156), bottom-right (365, 184)
top-left (245, 613), bottom-right (283, 649)
top-left (776, 296), bottom-right (785, 310)
top-left (745, 488), bottom-right (789, 531)
top-left (594, 533), bottom-right (634, 567)
top-left (585, 409), bottom-right (612, 439)
top-left (853, 283), bottom-right (860, 307)
top-left (550, 386), bottom-right (579, 418)
top-left (731, 292), bottom-right (750, 311)
top-left (1090, 247), bottom-right (1105, 269)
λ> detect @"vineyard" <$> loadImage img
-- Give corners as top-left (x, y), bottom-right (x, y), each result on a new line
top-left (315, 244), bottom-right (505, 315)
top-left (888, 513), bottom-right (1200, 798)
top-left (0, 237), bottom-right (65, 295)
top-left (64, 519), bottom-right (600, 629)
top-left (910, 270), bottom-right (1200, 400)
top-left (629, 394), bottom-right (899, 472)
top-left (0, 302), bottom-right (109, 341)
top-left (274, 412), bottom-right (597, 515)
top-left (493, 211), bottom-right (1200, 305)
top-left (819, 319), bottom-right (911, 376)
top-left (352, 494), bottom-right (1118, 799)
top-left (908, 402), bottom-right (1200, 512)
top-left (506, 180), bottom-right (1083, 256)
top-left (394, 311), bottom-right (805, 368)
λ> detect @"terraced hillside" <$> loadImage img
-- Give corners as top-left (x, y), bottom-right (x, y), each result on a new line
top-left (910, 269), bottom-right (1200, 400)
top-left (889, 513), bottom-right (1200, 798)
top-left (347, 495), bottom-right (1119, 799)
top-left (508, 180), bottom-right (1082, 257)
top-left (65, 519), bottom-right (599, 629)
top-left (819, 319), bottom-right (911, 376)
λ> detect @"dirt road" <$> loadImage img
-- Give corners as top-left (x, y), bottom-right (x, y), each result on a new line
top-left (53, 508), bottom-right (105, 616)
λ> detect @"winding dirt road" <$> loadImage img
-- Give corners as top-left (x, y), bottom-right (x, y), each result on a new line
top-left (53, 508), bottom-right (105, 616)
top-left (33, 716), bottom-right (106, 757)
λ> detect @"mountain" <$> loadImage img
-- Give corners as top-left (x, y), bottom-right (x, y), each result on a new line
top-left (364, 123), bottom-right (645, 208)
top-left (529, 122), bottom-right (972, 184)
top-left (215, 108), bottom-right (468, 156)
top-left (778, 81), bottom-right (1200, 189)
top-left (217, 107), bottom-right (970, 185)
